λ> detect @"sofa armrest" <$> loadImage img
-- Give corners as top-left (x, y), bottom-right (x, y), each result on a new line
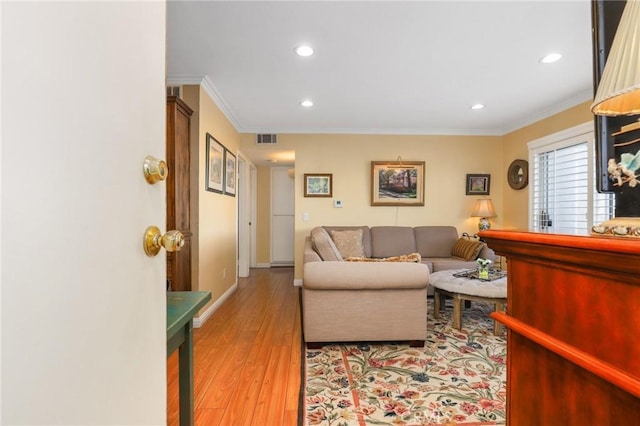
top-left (303, 261), bottom-right (429, 290)
top-left (304, 237), bottom-right (322, 263)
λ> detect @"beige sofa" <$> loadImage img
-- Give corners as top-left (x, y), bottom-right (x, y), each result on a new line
top-left (302, 226), bottom-right (495, 348)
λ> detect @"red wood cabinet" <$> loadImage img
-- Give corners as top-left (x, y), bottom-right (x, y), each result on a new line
top-left (480, 230), bottom-right (640, 425)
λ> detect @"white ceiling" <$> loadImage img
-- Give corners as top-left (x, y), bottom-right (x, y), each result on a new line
top-left (167, 0), bottom-right (594, 166)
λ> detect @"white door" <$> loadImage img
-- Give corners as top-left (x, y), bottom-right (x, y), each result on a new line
top-left (270, 167), bottom-right (295, 265)
top-left (2, 2), bottom-right (167, 424)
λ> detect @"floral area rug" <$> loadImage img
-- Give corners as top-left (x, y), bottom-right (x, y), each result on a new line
top-left (303, 299), bottom-right (506, 425)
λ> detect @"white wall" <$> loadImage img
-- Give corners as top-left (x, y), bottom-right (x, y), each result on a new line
top-left (2, 2), bottom-right (167, 424)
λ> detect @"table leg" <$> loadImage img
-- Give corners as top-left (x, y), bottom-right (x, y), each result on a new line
top-left (493, 302), bottom-right (504, 335)
top-left (178, 320), bottom-right (194, 426)
top-left (434, 290), bottom-right (441, 319)
top-left (453, 296), bottom-right (462, 329)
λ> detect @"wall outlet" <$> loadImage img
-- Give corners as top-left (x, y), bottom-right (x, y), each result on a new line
top-left (334, 200), bottom-right (343, 208)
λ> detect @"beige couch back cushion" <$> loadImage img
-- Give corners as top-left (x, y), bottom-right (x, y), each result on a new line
top-left (414, 226), bottom-right (459, 257)
top-left (323, 226), bottom-right (372, 257)
top-left (370, 226), bottom-right (416, 258)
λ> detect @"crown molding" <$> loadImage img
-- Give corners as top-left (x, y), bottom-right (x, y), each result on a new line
top-left (501, 89), bottom-right (593, 135)
top-left (166, 74), bottom-right (243, 131)
top-left (240, 126), bottom-right (503, 136)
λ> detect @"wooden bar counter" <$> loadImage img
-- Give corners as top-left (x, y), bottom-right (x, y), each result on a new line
top-left (479, 230), bottom-right (640, 425)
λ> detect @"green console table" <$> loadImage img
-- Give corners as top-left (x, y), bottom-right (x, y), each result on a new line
top-left (167, 291), bottom-right (211, 426)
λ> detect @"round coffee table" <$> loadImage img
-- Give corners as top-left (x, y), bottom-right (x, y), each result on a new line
top-left (430, 268), bottom-right (507, 335)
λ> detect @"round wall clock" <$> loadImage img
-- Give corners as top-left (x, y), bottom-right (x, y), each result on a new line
top-left (507, 159), bottom-right (529, 190)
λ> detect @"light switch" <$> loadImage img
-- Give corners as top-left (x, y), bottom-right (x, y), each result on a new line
top-left (334, 200), bottom-right (343, 208)
top-left (302, 212), bottom-right (309, 221)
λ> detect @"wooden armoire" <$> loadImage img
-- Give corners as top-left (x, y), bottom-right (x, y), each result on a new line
top-left (480, 230), bottom-right (640, 425)
top-left (166, 96), bottom-right (193, 292)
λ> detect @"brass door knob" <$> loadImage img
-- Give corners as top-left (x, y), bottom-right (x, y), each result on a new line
top-left (144, 226), bottom-right (185, 257)
top-left (143, 155), bottom-right (168, 184)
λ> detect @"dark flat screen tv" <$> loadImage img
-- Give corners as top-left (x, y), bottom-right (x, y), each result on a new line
top-left (592, 0), bottom-right (640, 198)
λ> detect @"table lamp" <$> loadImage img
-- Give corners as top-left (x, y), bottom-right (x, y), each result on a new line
top-left (471, 199), bottom-right (496, 231)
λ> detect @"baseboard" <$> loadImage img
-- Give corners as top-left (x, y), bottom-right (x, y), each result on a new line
top-left (193, 281), bottom-right (238, 328)
top-left (293, 278), bottom-right (303, 287)
top-left (255, 263), bottom-right (271, 269)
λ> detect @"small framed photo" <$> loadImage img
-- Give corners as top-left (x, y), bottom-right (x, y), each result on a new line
top-left (466, 174), bottom-right (491, 195)
top-left (224, 149), bottom-right (236, 197)
top-left (304, 173), bottom-right (333, 197)
top-left (206, 133), bottom-right (224, 193)
top-left (371, 161), bottom-right (425, 206)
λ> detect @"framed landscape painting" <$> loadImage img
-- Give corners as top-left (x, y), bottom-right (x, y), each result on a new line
top-left (224, 149), bottom-right (236, 196)
top-left (371, 161), bottom-right (425, 206)
top-left (304, 173), bottom-right (333, 197)
top-left (206, 133), bottom-right (224, 193)
top-left (466, 174), bottom-right (491, 195)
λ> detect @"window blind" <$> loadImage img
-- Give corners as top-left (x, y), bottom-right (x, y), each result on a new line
top-left (529, 124), bottom-right (614, 235)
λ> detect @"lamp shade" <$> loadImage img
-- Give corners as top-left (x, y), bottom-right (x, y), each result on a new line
top-left (471, 199), bottom-right (496, 218)
top-left (591, 0), bottom-right (640, 116)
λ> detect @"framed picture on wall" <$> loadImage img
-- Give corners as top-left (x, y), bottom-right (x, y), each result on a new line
top-left (466, 174), bottom-right (491, 195)
top-left (303, 173), bottom-right (333, 197)
top-left (206, 133), bottom-right (224, 193)
top-left (224, 149), bottom-right (236, 196)
top-left (371, 161), bottom-right (425, 206)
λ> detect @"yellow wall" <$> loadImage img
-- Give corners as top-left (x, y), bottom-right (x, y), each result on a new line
top-left (183, 85), bottom-right (239, 308)
top-left (242, 133), bottom-right (505, 280)
top-left (501, 100), bottom-right (594, 230)
top-left (244, 102), bottom-right (597, 280)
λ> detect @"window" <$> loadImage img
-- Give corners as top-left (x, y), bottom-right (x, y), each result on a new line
top-left (528, 122), bottom-right (614, 235)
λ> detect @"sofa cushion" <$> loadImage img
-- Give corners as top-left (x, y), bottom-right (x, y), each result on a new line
top-left (414, 226), bottom-right (459, 257)
top-left (370, 226), bottom-right (416, 258)
top-left (450, 237), bottom-right (485, 261)
top-left (323, 226), bottom-right (372, 257)
top-left (303, 261), bottom-right (429, 290)
top-left (329, 229), bottom-right (365, 258)
top-left (311, 227), bottom-right (343, 261)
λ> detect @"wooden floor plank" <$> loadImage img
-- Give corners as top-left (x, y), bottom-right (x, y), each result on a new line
top-left (194, 408), bottom-right (225, 426)
top-left (285, 304), bottom-right (302, 412)
top-left (167, 267), bottom-right (300, 425)
top-left (252, 345), bottom-right (291, 425)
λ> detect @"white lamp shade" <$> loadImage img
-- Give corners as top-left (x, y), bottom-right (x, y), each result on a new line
top-left (592, 0), bottom-right (640, 116)
top-left (471, 199), bottom-right (496, 218)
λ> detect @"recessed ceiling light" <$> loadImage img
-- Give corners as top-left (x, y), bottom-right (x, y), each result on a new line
top-left (539, 53), bottom-right (562, 64)
top-left (295, 45), bottom-right (314, 57)
top-left (300, 100), bottom-right (313, 107)
top-left (471, 103), bottom-right (485, 110)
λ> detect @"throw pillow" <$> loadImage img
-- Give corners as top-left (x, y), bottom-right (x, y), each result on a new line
top-left (329, 229), bottom-right (365, 258)
top-left (451, 238), bottom-right (484, 261)
top-left (311, 227), bottom-right (343, 261)
top-left (345, 252), bottom-right (422, 263)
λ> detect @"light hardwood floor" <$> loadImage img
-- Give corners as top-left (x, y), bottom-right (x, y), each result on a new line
top-left (167, 267), bottom-right (302, 426)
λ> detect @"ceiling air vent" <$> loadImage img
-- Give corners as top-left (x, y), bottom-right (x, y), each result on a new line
top-left (256, 134), bottom-right (278, 145)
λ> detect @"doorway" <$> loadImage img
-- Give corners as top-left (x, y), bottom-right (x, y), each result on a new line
top-left (237, 154), bottom-right (256, 277)
top-left (270, 167), bottom-right (295, 266)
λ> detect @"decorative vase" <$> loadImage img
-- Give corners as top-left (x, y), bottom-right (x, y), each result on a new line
top-left (477, 258), bottom-right (492, 280)
top-left (478, 265), bottom-right (489, 280)
top-left (478, 217), bottom-right (491, 231)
